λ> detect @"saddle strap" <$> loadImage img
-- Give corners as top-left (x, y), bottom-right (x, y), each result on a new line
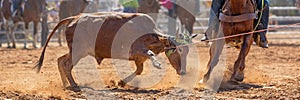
top-left (219, 13), bottom-right (256, 23)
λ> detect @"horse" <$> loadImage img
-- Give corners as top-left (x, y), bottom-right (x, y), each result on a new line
top-left (1, 0), bottom-right (46, 48)
top-left (1, 0), bottom-right (23, 48)
top-left (23, 0), bottom-right (47, 48)
top-left (202, 0), bottom-right (256, 84)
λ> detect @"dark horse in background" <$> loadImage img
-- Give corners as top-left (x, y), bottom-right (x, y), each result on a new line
top-left (202, 0), bottom-right (256, 84)
top-left (1, 0), bottom-right (47, 48)
top-left (137, 0), bottom-right (198, 35)
top-left (137, 0), bottom-right (160, 21)
top-left (57, 0), bottom-right (97, 46)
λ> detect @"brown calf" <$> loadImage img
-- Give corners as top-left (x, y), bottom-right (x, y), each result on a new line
top-left (35, 12), bottom-right (194, 92)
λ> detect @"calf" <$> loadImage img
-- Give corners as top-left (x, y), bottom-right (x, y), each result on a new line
top-left (35, 12), bottom-right (194, 92)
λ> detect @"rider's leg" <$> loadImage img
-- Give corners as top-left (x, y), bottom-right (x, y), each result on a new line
top-left (255, 0), bottom-right (269, 48)
top-left (201, 0), bottom-right (225, 41)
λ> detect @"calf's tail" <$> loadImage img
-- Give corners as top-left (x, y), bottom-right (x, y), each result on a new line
top-left (34, 17), bottom-right (75, 73)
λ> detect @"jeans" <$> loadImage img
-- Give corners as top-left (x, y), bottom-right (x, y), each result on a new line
top-left (123, 7), bottom-right (137, 13)
top-left (255, 0), bottom-right (269, 32)
top-left (12, 0), bottom-right (23, 16)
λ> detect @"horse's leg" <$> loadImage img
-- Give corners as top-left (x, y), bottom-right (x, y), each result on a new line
top-left (4, 22), bottom-right (11, 48)
top-left (23, 22), bottom-right (29, 49)
top-left (202, 38), bottom-right (225, 84)
top-left (4, 20), bottom-right (16, 48)
top-left (0, 23), bottom-right (2, 47)
top-left (32, 21), bottom-right (39, 48)
top-left (183, 15), bottom-right (195, 35)
top-left (58, 25), bottom-right (66, 46)
top-left (6, 28), bottom-right (11, 48)
top-left (58, 27), bottom-right (62, 46)
top-left (230, 34), bottom-right (253, 82)
top-left (11, 24), bottom-right (17, 48)
top-left (186, 17), bottom-right (195, 35)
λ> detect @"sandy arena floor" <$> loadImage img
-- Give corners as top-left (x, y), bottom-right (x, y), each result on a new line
top-left (0, 33), bottom-right (299, 99)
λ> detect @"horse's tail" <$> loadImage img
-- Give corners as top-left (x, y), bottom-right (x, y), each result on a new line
top-left (33, 17), bottom-right (75, 73)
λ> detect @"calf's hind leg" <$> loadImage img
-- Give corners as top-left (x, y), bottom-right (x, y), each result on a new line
top-left (134, 58), bottom-right (147, 75)
top-left (118, 58), bottom-right (146, 87)
top-left (57, 53), bottom-right (80, 92)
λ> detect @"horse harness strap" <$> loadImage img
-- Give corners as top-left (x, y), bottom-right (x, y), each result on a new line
top-left (219, 13), bottom-right (256, 23)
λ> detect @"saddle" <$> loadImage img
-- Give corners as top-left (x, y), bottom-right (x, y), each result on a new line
top-left (219, 0), bottom-right (258, 23)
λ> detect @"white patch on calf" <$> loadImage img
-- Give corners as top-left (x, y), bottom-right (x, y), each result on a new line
top-left (71, 14), bottom-right (105, 65)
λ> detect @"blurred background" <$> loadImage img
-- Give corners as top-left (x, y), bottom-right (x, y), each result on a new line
top-left (1, 0), bottom-right (300, 46)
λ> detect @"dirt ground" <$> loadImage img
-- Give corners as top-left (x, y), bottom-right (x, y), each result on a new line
top-left (0, 33), bottom-right (299, 99)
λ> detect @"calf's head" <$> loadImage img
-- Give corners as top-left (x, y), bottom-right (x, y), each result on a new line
top-left (160, 34), bottom-right (196, 75)
top-left (165, 43), bottom-right (189, 75)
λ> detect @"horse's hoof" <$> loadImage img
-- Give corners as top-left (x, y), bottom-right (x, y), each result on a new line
top-left (66, 86), bottom-right (81, 92)
top-left (231, 74), bottom-right (244, 82)
top-left (33, 46), bottom-right (38, 48)
top-left (199, 77), bottom-right (208, 84)
top-left (7, 46), bottom-right (13, 48)
top-left (23, 46), bottom-right (28, 49)
top-left (199, 79), bottom-right (205, 84)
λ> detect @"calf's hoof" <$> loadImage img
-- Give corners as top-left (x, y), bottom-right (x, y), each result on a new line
top-left (66, 86), bottom-right (81, 92)
top-left (118, 80), bottom-right (127, 87)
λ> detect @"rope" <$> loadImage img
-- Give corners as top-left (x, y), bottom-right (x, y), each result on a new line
top-left (253, 0), bottom-right (264, 30)
top-left (176, 22), bottom-right (300, 48)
